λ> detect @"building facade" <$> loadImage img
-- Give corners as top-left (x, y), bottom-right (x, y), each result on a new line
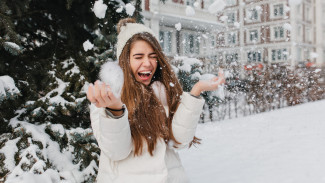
top-left (141, 0), bottom-right (223, 64)
top-left (216, 0), bottom-right (325, 67)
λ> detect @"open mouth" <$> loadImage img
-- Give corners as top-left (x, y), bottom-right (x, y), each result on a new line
top-left (138, 71), bottom-right (152, 80)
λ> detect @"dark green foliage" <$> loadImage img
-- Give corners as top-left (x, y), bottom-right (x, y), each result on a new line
top-left (0, 0), bottom-right (138, 133)
top-left (0, 0), bottom-right (143, 180)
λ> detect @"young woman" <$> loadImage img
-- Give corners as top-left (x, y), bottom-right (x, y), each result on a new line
top-left (87, 18), bottom-right (225, 183)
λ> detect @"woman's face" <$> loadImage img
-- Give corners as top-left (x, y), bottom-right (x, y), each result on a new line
top-left (129, 40), bottom-right (158, 86)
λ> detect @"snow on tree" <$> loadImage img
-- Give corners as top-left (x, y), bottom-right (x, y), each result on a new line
top-left (0, 76), bottom-right (20, 103)
top-left (0, 0), bottom-right (142, 181)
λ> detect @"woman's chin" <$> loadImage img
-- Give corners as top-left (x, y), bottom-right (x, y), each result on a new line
top-left (136, 77), bottom-right (151, 86)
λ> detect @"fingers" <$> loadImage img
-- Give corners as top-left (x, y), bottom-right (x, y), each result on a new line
top-left (87, 84), bottom-right (97, 103)
top-left (94, 81), bottom-right (107, 106)
top-left (218, 68), bottom-right (224, 77)
top-left (101, 83), bottom-right (112, 104)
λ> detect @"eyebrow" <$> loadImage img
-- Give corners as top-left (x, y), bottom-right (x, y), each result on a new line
top-left (132, 53), bottom-right (157, 57)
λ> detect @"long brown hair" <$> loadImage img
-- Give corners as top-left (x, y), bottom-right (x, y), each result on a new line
top-left (117, 18), bottom-right (199, 156)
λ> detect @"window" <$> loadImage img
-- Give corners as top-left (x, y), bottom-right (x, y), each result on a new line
top-left (304, 49), bottom-right (310, 60)
top-left (323, 5), bottom-right (325, 23)
top-left (225, 53), bottom-right (238, 63)
top-left (183, 33), bottom-right (200, 55)
top-left (306, 27), bottom-right (311, 42)
top-left (210, 35), bottom-right (216, 48)
top-left (159, 31), bottom-right (172, 53)
top-left (226, 0), bottom-right (236, 6)
top-left (247, 51), bottom-right (261, 62)
top-left (297, 47), bottom-right (302, 62)
top-left (273, 26), bottom-right (285, 39)
top-left (249, 30), bottom-right (258, 42)
top-left (227, 12), bottom-right (236, 24)
top-left (271, 48), bottom-right (288, 62)
top-left (246, 8), bottom-right (259, 22)
top-left (305, 6), bottom-right (311, 21)
top-left (297, 4), bottom-right (301, 14)
top-left (186, 0), bottom-right (195, 6)
top-left (227, 32), bottom-right (237, 44)
top-left (273, 4), bottom-right (284, 17)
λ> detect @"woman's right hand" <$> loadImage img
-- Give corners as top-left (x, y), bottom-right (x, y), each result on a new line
top-left (87, 80), bottom-right (123, 110)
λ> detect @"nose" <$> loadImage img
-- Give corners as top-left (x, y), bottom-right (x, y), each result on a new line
top-left (142, 57), bottom-right (151, 66)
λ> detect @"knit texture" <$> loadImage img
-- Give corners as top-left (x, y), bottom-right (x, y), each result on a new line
top-left (116, 23), bottom-right (156, 59)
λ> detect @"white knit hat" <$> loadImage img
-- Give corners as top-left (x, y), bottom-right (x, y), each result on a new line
top-left (116, 23), bottom-right (157, 59)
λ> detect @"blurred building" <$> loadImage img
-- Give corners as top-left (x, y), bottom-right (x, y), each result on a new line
top-left (216, 0), bottom-right (325, 67)
top-left (140, 0), bottom-right (223, 71)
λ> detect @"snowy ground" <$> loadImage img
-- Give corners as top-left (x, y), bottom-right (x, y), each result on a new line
top-left (180, 99), bottom-right (325, 183)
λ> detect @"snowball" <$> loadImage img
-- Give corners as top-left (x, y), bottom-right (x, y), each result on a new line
top-left (283, 23), bottom-right (292, 31)
top-left (125, 3), bottom-right (135, 16)
top-left (99, 61), bottom-right (124, 98)
top-left (169, 82), bottom-right (175, 87)
top-left (289, 0), bottom-right (302, 6)
top-left (175, 23), bottom-right (182, 31)
top-left (186, 6), bottom-right (195, 16)
top-left (220, 15), bottom-right (228, 22)
top-left (208, 0), bottom-right (226, 14)
top-left (116, 6), bottom-right (123, 13)
top-left (83, 40), bottom-right (94, 51)
top-left (92, 0), bottom-right (107, 19)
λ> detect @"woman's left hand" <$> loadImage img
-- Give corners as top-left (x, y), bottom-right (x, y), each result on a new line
top-left (190, 69), bottom-right (226, 97)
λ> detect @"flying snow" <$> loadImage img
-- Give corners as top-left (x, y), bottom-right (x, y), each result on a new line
top-left (116, 6), bottom-right (124, 13)
top-left (125, 3), bottom-right (135, 16)
top-left (92, 0), bottom-right (107, 19)
top-left (193, 1), bottom-right (200, 8)
top-left (208, 0), bottom-right (226, 14)
top-left (175, 23), bottom-right (182, 31)
top-left (219, 15), bottom-right (228, 22)
top-left (283, 23), bottom-right (292, 31)
top-left (83, 40), bottom-right (94, 51)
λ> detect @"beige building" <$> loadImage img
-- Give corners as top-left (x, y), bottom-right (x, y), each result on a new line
top-left (216, 0), bottom-right (325, 67)
top-left (141, 0), bottom-right (223, 61)
top-left (140, 0), bottom-right (325, 69)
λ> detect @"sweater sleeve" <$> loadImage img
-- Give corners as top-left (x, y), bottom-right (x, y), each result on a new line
top-left (172, 92), bottom-right (205, 147)
top-left (90, 103), bottom-right (132, 161)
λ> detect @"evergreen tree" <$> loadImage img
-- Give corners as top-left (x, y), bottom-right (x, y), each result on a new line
top-left (0, 0), bottom-right (144, 181)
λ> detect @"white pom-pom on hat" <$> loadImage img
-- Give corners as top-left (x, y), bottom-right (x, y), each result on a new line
top-left (116, 23), bottom-right (157, 59)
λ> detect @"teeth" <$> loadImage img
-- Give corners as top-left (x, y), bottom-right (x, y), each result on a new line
top-left (139, 71), bottom-right (151, 74)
